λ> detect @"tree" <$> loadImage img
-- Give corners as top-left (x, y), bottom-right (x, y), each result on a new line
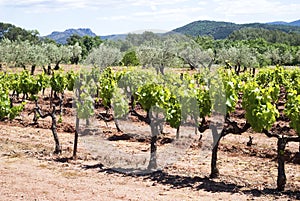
top-left (69, 42), bottom-right (82, 65)
top-left (82, 35), bottom-right (102, 54)
top-left (218, 45), bottom-right (259, 75)
top-left (84, 44), bottom-right (122, 68)
top-left (294, 49), bottom-right (300, 65)
top-left (66, 34), bottom-right (82, 46)
top-left (0, 22), bottom-right (40, 44)
top-left (0, 38), bottom-right (11, 68)
top-left (121, 50), bottom-right (139, 66)
top-left (179, 45), bottom-right (215, 70)
top-left (26, 43), bottom-right (48, 75)
top-left (0, 22), bottom-right (14, 39)
top-left (265, 47), bottom-right (281, 65)
top-left (66, 34), bottom-right (102, 60)
top-left (119, 40), bottom-right (132, 52)
top-left (136, 36), bottom-right (182, 74)
top-left (126, 31), bottom-right (160, 47)
top-left (8, 40), bottom-right (29, 69)
top-left (194, 35), bottom-right (215, 49)
top-left (0, 39), bottom-right (48, 73)
top-left (44, 43), bottom-right (72, 71)
top-left (228, 27), bottom-right (300, 46)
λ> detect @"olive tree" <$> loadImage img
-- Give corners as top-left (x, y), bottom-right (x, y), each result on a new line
top-left (265, 48), bottom-right (281, 65)
top-left (84, 44), bottom-right (122, 69)
top-left (179, 45), bottom-right (215, 70)
top-left (136, 36), bottom-right (182, 74)
top-left (44, 43), bottom-right (72, 72)
top-left (8, 40), bottom-right (29, 69)
top-left (295, 49), bottom-right (300, 65)
top-left (126, 31), bottom-right (160, 47)
top-left (26, 43), bottom-right (48, 75)
top-left (0, 39), bottom-right (48, 74)
top-left (69, 42), bottom-right (82, 65)
top-left (281, 49), bottom-right (294, 66)
top-left (218, 46), bottom-right (259, 75)
top-left (0, 38), bottom-right (12, 68)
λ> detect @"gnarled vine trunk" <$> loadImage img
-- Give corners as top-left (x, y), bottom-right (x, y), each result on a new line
top-left (176, 127), bottom-right (180, 140)
top-left (210, 124), bottom-right (221, 178)
top-left (263, 130), bottom-right (300, 191)
top-left (73, 115), bottom-right (80, 160)
top-left (50, 109), bottom-right (61, 154)
top-left (35, 103), bottom-right (61, 154)
top-left (147, 111), bottom-right (159, 170)
top-left (277, 137), bottom-right (287, 191)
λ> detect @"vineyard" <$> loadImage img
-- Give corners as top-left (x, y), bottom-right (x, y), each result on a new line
top-left (0, 62), bottom-right (300, 200)
top-left (1, 25), bottom-right (300, 199)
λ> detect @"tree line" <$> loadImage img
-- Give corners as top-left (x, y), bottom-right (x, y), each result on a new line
top-left (1, 22), bottom-right (300, 74)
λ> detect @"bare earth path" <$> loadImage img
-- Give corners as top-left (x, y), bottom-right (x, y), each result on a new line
top-left (0, 123), bottom-right (299, 200)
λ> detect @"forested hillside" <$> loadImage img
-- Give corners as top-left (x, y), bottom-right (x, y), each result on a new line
top-left (268, 19), bottom-right (300, 26)
top-left (228, 27), bottom-right (300, 46)
top-left (173, 20), bottom-right (300, 39)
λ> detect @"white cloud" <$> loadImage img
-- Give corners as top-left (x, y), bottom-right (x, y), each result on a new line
top-left (214, 0), bottom-right (279, 14)
top-left (1, 0), bottom-right (299, 35)
top-left (198, 1), bottom-right (208, 6)
top-left (213, 0), bottom-right (300, 22)
top-left (129, 0), bottom-right (188, 6)
top-left (97, 15), bottom-right (132, 21)
top-left (0, 0), bottom-right (187, 10)
top-left (3, 0), bottom-right (299, 23)
top-left (134, 7), bottom-right (203, 18)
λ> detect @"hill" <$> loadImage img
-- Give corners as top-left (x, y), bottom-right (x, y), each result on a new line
top-left (100, 34), bottom-right (127, 41)
top-left (45, 28), bottom-right (97, 44)
top-left (2, 19), bottom-right (300, 43)
top-left (289, 19), bottom-right (300, 26)
top-left (268, 21), bottom-right (288, 25)
top-left (268, 19), bottom-right (300, 27)
top-left (172, 20), bottom-right (240, 39)
top-left (172, 20), bottom-right (300, 39)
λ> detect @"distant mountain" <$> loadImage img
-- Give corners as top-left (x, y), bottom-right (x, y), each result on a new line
top-left (268, 20), bottom-right (300, 27)
top-left (173, 20), bottom-right (300, 39)
top-left (44, 28), bottom-right (129, 43)
top-left (267, 21), bottom-right (289, 25)
top-left (290, 20), bottom-right (300, 26)
top-left (100, 34), bottom-right (127, 41)
top-left (45, 28), bottom-right (97, 44)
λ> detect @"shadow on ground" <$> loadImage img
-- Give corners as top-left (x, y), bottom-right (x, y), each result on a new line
top-left (82, 164), bottom-right (300, 200)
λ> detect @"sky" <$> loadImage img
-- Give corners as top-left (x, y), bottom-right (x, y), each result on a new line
top-left (0, 0), bottom-right (299, 36)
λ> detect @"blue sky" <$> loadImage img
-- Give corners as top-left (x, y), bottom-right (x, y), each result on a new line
top-left (0, 0), bottom-right (299, 36)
